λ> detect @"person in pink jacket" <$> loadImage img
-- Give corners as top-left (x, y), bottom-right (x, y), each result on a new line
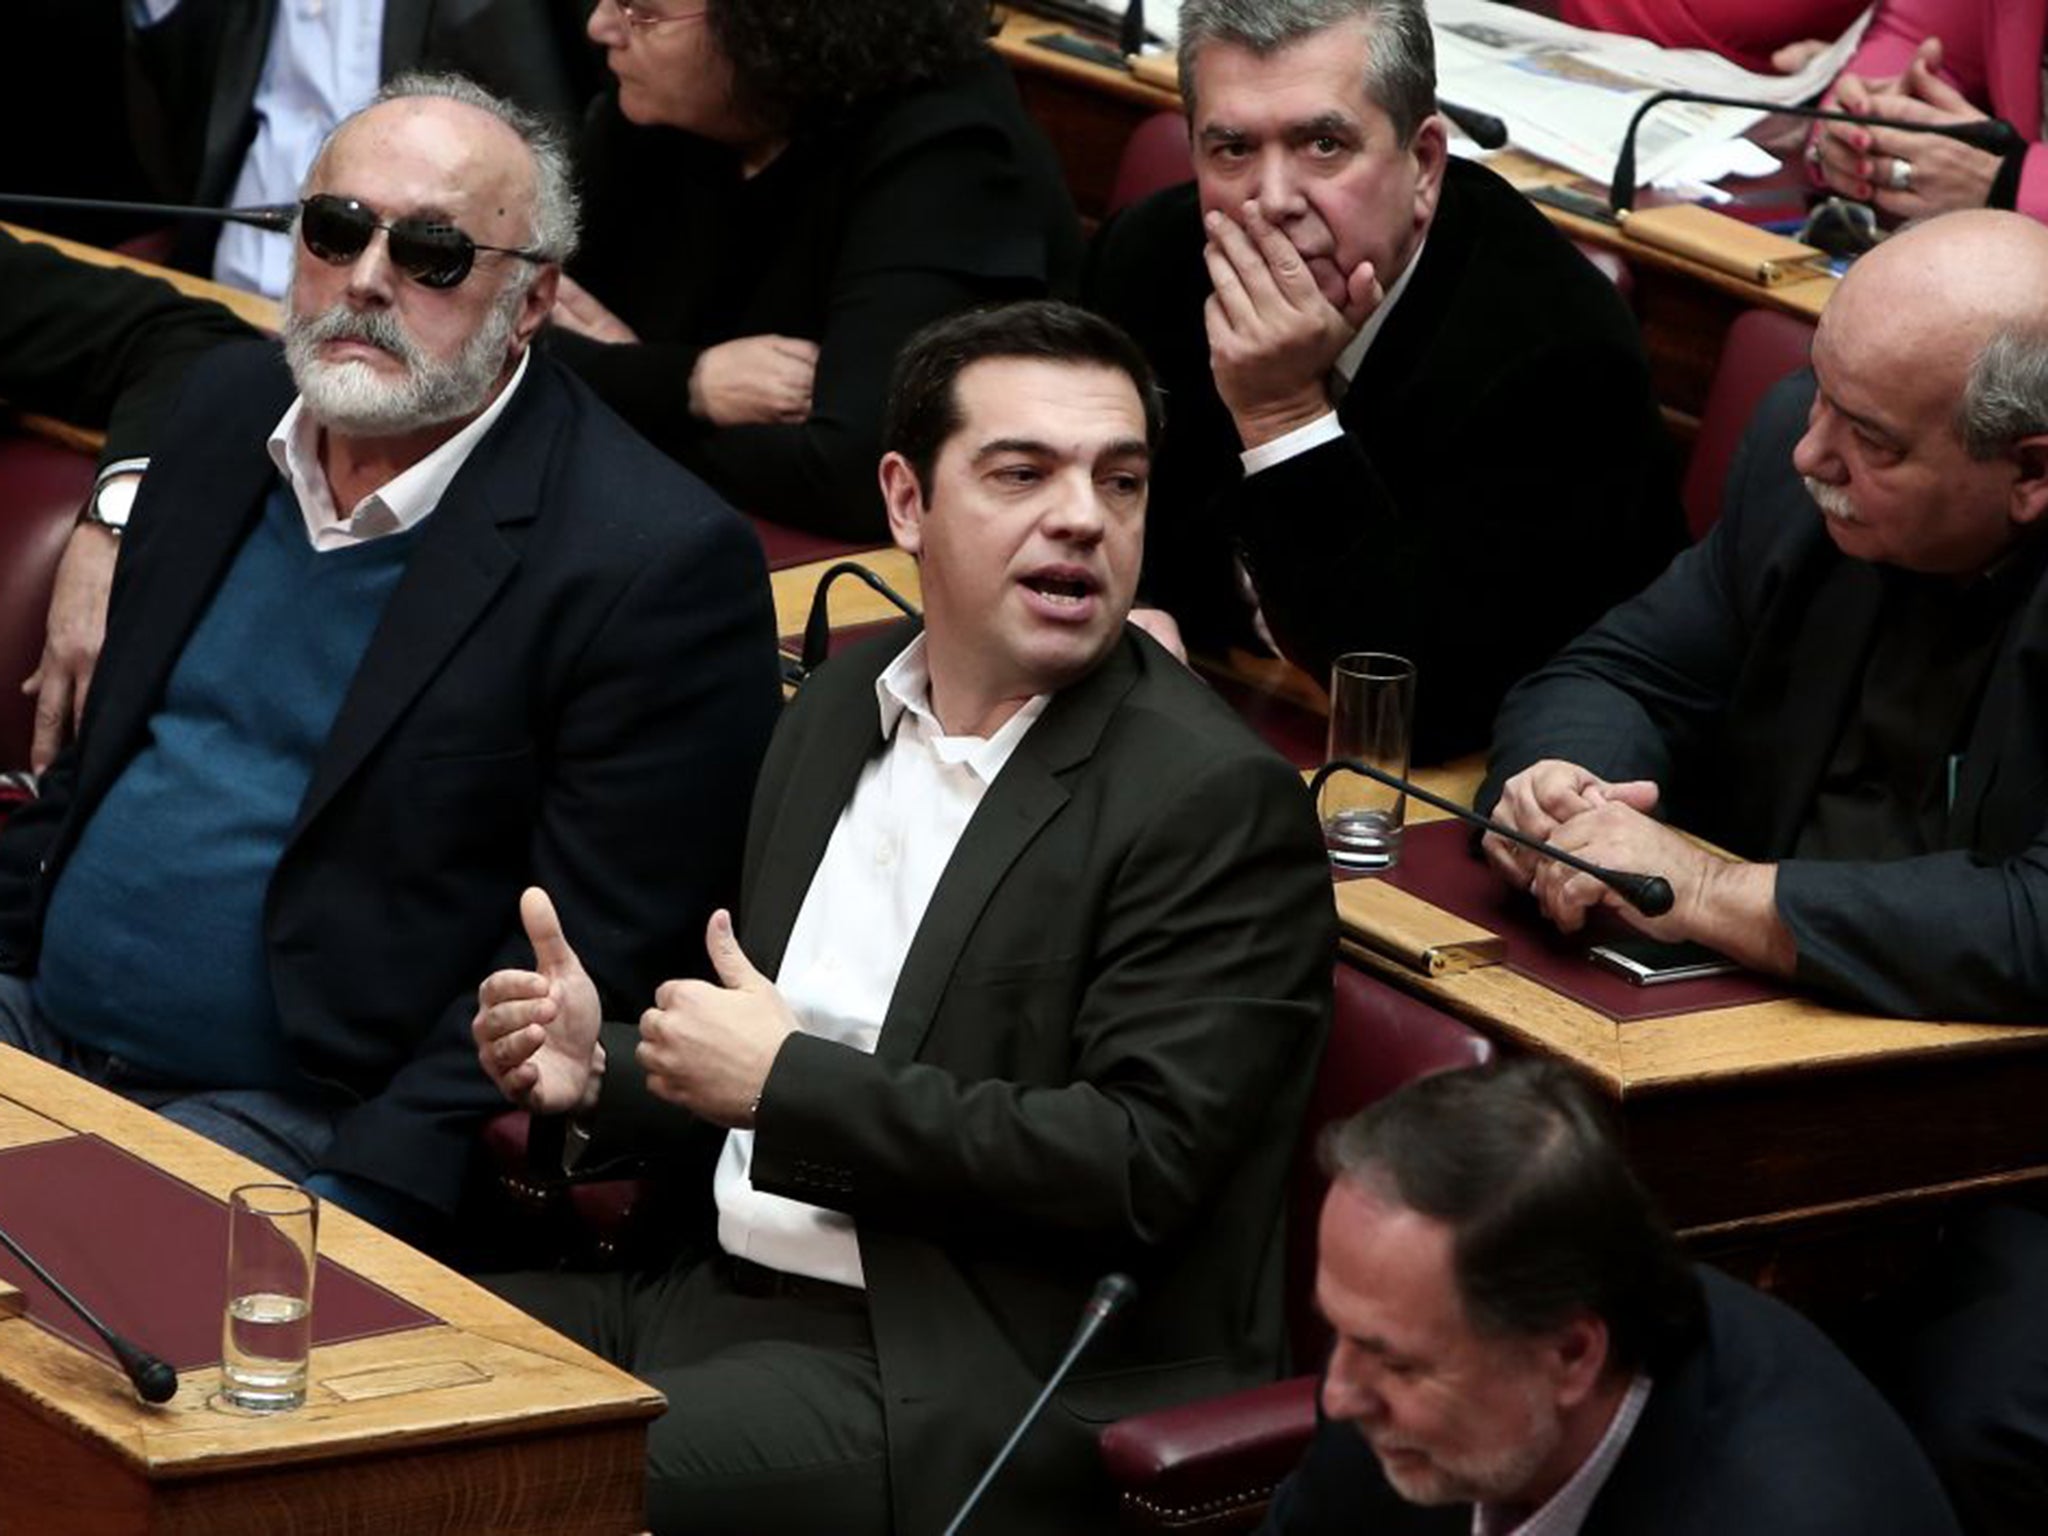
top-left (1810, 0), bottom-right (2046, 223)
top-left (1559, 0), bottom-right (1865, 76)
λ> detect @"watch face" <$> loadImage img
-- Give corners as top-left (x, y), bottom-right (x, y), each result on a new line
top-left (92, 475), bottom-right (141, 530)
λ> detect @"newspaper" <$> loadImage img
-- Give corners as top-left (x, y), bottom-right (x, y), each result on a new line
top-left (1429, 0), bottom-right (1873, 188)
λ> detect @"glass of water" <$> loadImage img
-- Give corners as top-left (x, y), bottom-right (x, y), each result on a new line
top-left (1321, 652), bottom-right (1416, 870)
top-left (221, 1183), bottom-right (318, 1412)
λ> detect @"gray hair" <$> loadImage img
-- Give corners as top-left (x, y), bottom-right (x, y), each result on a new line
top-left (1958, 327), bottom-right (2048, 460)
top-left (315, 70), bottom-right (582, 266)
top-left (1178, 0), bottom-right (1437, 145)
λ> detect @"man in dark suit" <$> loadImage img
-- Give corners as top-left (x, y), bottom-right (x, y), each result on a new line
top-left (1088, 0), bottom-right (1681, 762)
top-left (0, 77), bottom-right (780, 1241)
top-left (1479, 209), bottom-right (2048, 1535)
top-left (125, 0), bottom-right (600, 290)
top-left (474, 300), bottom-right (1335, 1536)
top-left (1265, 1059), bottom-right (1959, 1536)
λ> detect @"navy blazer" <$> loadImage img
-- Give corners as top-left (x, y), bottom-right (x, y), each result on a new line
top-left (1264, 1267), bottom-right (1960, 1536)
top-left (0, 341), bottom-right (782, 1212)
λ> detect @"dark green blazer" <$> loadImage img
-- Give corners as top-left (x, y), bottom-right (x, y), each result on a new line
top-left (598, 623), bottom-right (1335, 1535)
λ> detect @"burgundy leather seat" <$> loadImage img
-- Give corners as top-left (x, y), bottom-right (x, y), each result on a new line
top-left (1681, 307), bottom-right (1816, 541)
top-left (0, 431), bottom-right (97, 773)
top-left (1099, 959), bottom-right (1491, 1533)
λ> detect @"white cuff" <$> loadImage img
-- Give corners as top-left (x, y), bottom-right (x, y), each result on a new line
top-left (1239, 413), bottom-right (1344, 477)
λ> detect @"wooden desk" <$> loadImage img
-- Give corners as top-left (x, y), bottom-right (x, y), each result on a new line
top-left (1337, 858), bottom-right (2048, 1300)
top-left (991, 7), bottom-right (1179, 223)
top-left (0, 1045), bottom-right (663, 1536)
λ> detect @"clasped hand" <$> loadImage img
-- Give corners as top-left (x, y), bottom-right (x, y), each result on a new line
top-left (473, 892), bottom-right (797, 1127)
top-left (1484, 760), bottom-right (1711, 938)
top-left (1203, 199), bottom-right (1380, 449)
top-left (1814, 39), bottom-right (2001, 217)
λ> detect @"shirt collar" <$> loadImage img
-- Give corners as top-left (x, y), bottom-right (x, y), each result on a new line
top-left (266, 348), bottom-right (531, 546)
top-left (874, 635), bottom-right (1050, 785)
top-left (1336, 231), bottom-right (1429, 385)
top-left (1473, 1374), bottom-right (1653, 1536)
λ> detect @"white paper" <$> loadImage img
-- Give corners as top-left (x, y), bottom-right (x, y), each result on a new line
top-left (1426, 0), bottom-right (1873, 188)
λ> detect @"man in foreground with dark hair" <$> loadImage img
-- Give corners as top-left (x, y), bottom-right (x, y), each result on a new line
top-left (1266, 1059), bottom-right (1958, 1534)
top-left (1089, 0), bottom-right (1681, 760)
top-left (475, 299), bottom-right (1334, 1536)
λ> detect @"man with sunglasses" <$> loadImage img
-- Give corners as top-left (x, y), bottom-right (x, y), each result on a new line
top-left (0, 74), bottom-right (780, 1246)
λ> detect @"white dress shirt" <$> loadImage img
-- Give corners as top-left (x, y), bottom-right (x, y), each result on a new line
top-left (713, 637), bottom-right (1049, 1287)
top-left (210, 0), bottom-right (384, 297)
top-left (1473, 1375), bottom-right (1653, 1536)
top-left (1237, 232), bottom-right (1430, 477)
top-left (265, 350), bottom-right (529, 548)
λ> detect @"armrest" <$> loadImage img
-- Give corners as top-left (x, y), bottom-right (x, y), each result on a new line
top-left (1099, 1375), bottom-right (1318, 1534)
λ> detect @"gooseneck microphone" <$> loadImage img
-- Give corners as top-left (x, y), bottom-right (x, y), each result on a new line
top-left (1608, 90), bottom-right (2027, 215)
top-left (793, 560), bottom-right (921, 681)
top-left (0, 1222), bottom-right (178, 1403)
top-left (1441, 102), bottom-right (1508, 151)
top-left (941, 1273), bottom-right (1137, 1536)
top-left (1308, 757), bottom-right (1676, 918)
top-left (0, 191), bottom-right (296, 233)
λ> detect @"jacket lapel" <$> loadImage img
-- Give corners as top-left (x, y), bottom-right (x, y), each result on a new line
top-left (875, 637), bottom-right (1140, 1065)
top-left (77, 428), bottom-right (279, 811)
top-left (289, 363), bottom-right (550, 834)
top-left (1744, 557), bottom-right (1887, 856)
top-left (749, 650), bottom-right (894, 980)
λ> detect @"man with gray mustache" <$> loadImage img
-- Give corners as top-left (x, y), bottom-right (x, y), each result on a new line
top-left (0, 72), bottom-right (780, 1246)
top-left (1478, 209), bottom-right (2048, 1028)
top-left (1474, 210), bottom-right (2048, 1533)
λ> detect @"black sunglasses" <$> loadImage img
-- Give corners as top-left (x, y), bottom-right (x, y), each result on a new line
top-left (297, 194), bottom-right (547, 289)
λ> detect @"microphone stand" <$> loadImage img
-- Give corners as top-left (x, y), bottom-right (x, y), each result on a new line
top-left (0, 191), bottom-right (297, 233)
top-left (790, 560), bottom-right (921, 683)
top-left (941, 1273), bottom-right (1136, 1536)
top-left (0, 1223), bottom-right (179, 1403)
top-left (1307, 758), bottom-right (1675, 917)
top-left (1608, 89), bottom-right (2026, 216)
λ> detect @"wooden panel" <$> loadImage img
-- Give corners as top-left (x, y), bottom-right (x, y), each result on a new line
top-left (0, 1045), bottom-right (663, 1535)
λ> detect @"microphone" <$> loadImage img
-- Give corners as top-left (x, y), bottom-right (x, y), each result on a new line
top-left (0, 191), bottom-right (296, 233)
top-left (1441, 101), bottom-right (1507, 152)
top-left (0, 1221), bottom-right (178, 1403)
top-left (1118, 0), bottom-right (1145, 60)
top-left (1609, 90), bottom-right (2026, 215)
top-left (794, 560), bottom-right (921, 679)
top-left (941, 1273), bottom-right (1136, 1536)
top-left (1308, 757), bottom-right (1675, 918)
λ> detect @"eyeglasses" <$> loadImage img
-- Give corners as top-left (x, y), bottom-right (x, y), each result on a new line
top-left (607, 0), bottom-right (708, 27)
top-left (297, 194), bottom-right (548, 289)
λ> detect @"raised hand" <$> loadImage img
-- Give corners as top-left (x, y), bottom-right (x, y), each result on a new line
top-left (636, 910), bottom-right (798, 1128)
top-left (472, 886), bottom-right (604, 1114)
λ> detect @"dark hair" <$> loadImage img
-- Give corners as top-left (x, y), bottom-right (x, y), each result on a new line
top-left (708, 0), bottom-right (989, 134)
top-left (1179, 0), bottom-right (1437, 146)
top-left (1325, 1059), bottom-right (1704, 1376)
top-left (882, 300), bottom-right (1165, 493)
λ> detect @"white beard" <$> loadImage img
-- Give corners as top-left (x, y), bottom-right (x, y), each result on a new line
top-left (283, 277), bottom-right (523, 436)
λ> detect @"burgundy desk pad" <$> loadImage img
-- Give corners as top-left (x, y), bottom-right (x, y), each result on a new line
top-left (0, 1135), bottom-right (434, 1372)
top-left (1366, 820), bottom-right (1787, 1023)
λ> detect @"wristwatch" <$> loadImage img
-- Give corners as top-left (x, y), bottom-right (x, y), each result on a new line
top-left (80, 470), bottom-right (142, 537)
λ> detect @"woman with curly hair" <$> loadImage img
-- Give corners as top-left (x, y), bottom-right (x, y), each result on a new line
top-left (552, 0), bottom-right (1082, 540)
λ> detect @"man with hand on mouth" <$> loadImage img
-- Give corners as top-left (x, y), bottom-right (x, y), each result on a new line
top-left (1089, 0), bottom-right (1683, 762)
top-left (1265, 1059), bottom-right (1959, 1536)
top-left (1478, 209), bottom-right (2048, 1533)
top-left (473, 300), bottom-right (1335, 1536)
top-left (0, 73), bottom-right (779, 1245)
